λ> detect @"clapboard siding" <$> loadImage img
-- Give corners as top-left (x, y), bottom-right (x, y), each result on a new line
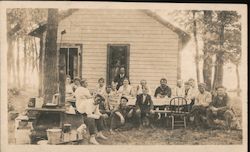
top-left (58, 9), bottom-right (180, 89)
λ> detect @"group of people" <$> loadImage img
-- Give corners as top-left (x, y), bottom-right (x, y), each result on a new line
top-left (64, 68), bottom-right (239, 145)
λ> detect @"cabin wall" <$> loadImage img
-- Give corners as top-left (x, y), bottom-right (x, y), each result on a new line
top-left (57, 9), bottom-right (179, 90)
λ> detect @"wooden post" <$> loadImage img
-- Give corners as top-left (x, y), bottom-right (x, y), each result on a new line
top-left (58, 51), bottom-right (66, 107)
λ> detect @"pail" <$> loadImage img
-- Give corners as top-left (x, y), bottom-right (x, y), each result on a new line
top-left (46, 129), bottom-right (62, 144)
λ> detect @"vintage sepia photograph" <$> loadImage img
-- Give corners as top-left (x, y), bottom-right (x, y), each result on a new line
top-left (0, 1), bottom-right (248, 152)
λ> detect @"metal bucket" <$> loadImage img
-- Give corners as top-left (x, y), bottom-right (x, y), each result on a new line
top-left (46, 129), bottom-right (62, 144)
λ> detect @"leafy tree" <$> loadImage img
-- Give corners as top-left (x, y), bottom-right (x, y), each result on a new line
top-left (212, 11), bottom-right (241, 90)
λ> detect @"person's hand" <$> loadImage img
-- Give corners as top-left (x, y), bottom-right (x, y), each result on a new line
top-left (211, 107), bottom-right (218, 115)
top-left (127, 109), bottom-right (133, 118)
top-left (120, 116), bottom-right (125, 124)
top-left (211, 107), bottom-right (218, 112)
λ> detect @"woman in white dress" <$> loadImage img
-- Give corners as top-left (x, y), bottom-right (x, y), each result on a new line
top-left (117, 78), bottom-right (134, 97)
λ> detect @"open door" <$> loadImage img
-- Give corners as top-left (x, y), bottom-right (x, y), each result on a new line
top-left (107, 44), bottom-right (130, 85)
top-left (59, 44), bottom-right (82, 80)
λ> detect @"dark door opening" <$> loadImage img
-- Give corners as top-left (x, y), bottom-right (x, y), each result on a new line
top-left (107, 44), bottom-right (130, 85)
top-left (59, 47), bottom-right (80, 80)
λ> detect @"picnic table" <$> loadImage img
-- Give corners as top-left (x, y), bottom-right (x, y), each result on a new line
top-left (66, 95), bottom-right (191, 114)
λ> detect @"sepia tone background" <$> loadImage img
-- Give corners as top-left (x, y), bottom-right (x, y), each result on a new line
top-left (0, 1), bottom-right (248, 152)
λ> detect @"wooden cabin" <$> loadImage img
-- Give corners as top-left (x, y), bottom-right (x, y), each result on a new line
top-left (30, 9), bottom-right (190, 91)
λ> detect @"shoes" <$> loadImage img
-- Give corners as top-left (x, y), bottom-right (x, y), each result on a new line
top-left (96, 132), bottom-right (108, 140)
top-left (89, 135), bottom-right (100, 145)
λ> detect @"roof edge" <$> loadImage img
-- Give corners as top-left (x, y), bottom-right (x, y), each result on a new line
top-left (142, 9), bottom-right (191, 49)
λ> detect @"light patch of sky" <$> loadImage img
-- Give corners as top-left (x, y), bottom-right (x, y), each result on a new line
top-left (155, 9), bottom-right (239, 90)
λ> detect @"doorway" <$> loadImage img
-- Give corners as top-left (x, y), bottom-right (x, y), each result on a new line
top-left (107, 44), bottom-right (130, 85)
top-left (59, 44), bottom-right (82, 80)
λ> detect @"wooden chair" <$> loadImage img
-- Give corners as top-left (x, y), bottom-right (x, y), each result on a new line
top-left (169, 97), bottom-right (189, 129)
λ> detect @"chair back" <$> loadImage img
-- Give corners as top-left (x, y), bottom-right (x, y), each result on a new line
top-left (169, 97), bottom-right (189, 114)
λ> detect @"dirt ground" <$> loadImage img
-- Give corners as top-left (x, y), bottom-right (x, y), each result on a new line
top-left (7, 88), bottom-right (243, 145)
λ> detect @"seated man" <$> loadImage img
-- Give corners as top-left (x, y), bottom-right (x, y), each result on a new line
top-left (94, 78), bottom-right (106, 97)
top-left (109, 82), bottom-right (119, 97)
top-left (117, 78), bottom-right (135, 97)
top-left (114, 67), bottom-right (128, 90)
top-left (110, 96), bottom-right (134, 134)
top-left (74, 79), bottom-right (108, 145)
top-left (206, 86), bottom-right (239, 130)
top-left (172, 79), bottom-right (185, 97)
top-left (95, 94), bottom-right (110, 115)
top-left (190, 83), bottom-right (212, 128)
top-left (187, 78), bottom-right (199, 106)
top-left (134, 87), bottom-right (155, 128)
top-left (106, 84), bottom-right (119, 110)
top-left (154, 78), bottom-right (172, 98)
top-left (136, 80), bottom-right (152, 96)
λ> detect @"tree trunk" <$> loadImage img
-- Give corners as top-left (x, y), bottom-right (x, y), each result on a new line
top-left (7, 37), bottom-right (15, 87)
top-left (23, 37), bottom-right (27, 88)
top-left (43, 9), bottom-right (59, 104)
top-left (16, 37), bottom-right (21, 88)
top-left (38, 34), bottom-right (44, 97)
top-left (33, 37), bottom-right (39, 73)
top-left (31, 37), bottom-right (35, 72)
top-left (202, 11), bottom-right (213, 91)
top-left (213, 12), bottom-right (225, 89)
top-left (59, 52), bottom-right (66, 107)
top-left (192, 10), bottom-right (200, 84)
top-left (236, 64), bottom-right (240, 96)
top-left (213, 52), bottom-right (224, 89)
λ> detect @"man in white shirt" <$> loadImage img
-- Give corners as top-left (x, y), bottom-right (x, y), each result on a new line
top-left (190, 83), bottom-right (212, 128)
top-left (74, 79), bottom-right (108, 145)
top-left (136, 80), bottom-right (152, 96)
top-left (172, 79), bottom-right (185, 97)
top-left (188, 78), bottom-right (199, 101)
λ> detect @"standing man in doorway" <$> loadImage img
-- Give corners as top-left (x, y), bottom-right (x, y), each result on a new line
top-left (114, 67), bottom-right (128, 90)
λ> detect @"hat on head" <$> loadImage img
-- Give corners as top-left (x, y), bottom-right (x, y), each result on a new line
top-left (120, 96), bottom-right (128, 102)
top-left (215, 85), bottom-right (225, 90)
